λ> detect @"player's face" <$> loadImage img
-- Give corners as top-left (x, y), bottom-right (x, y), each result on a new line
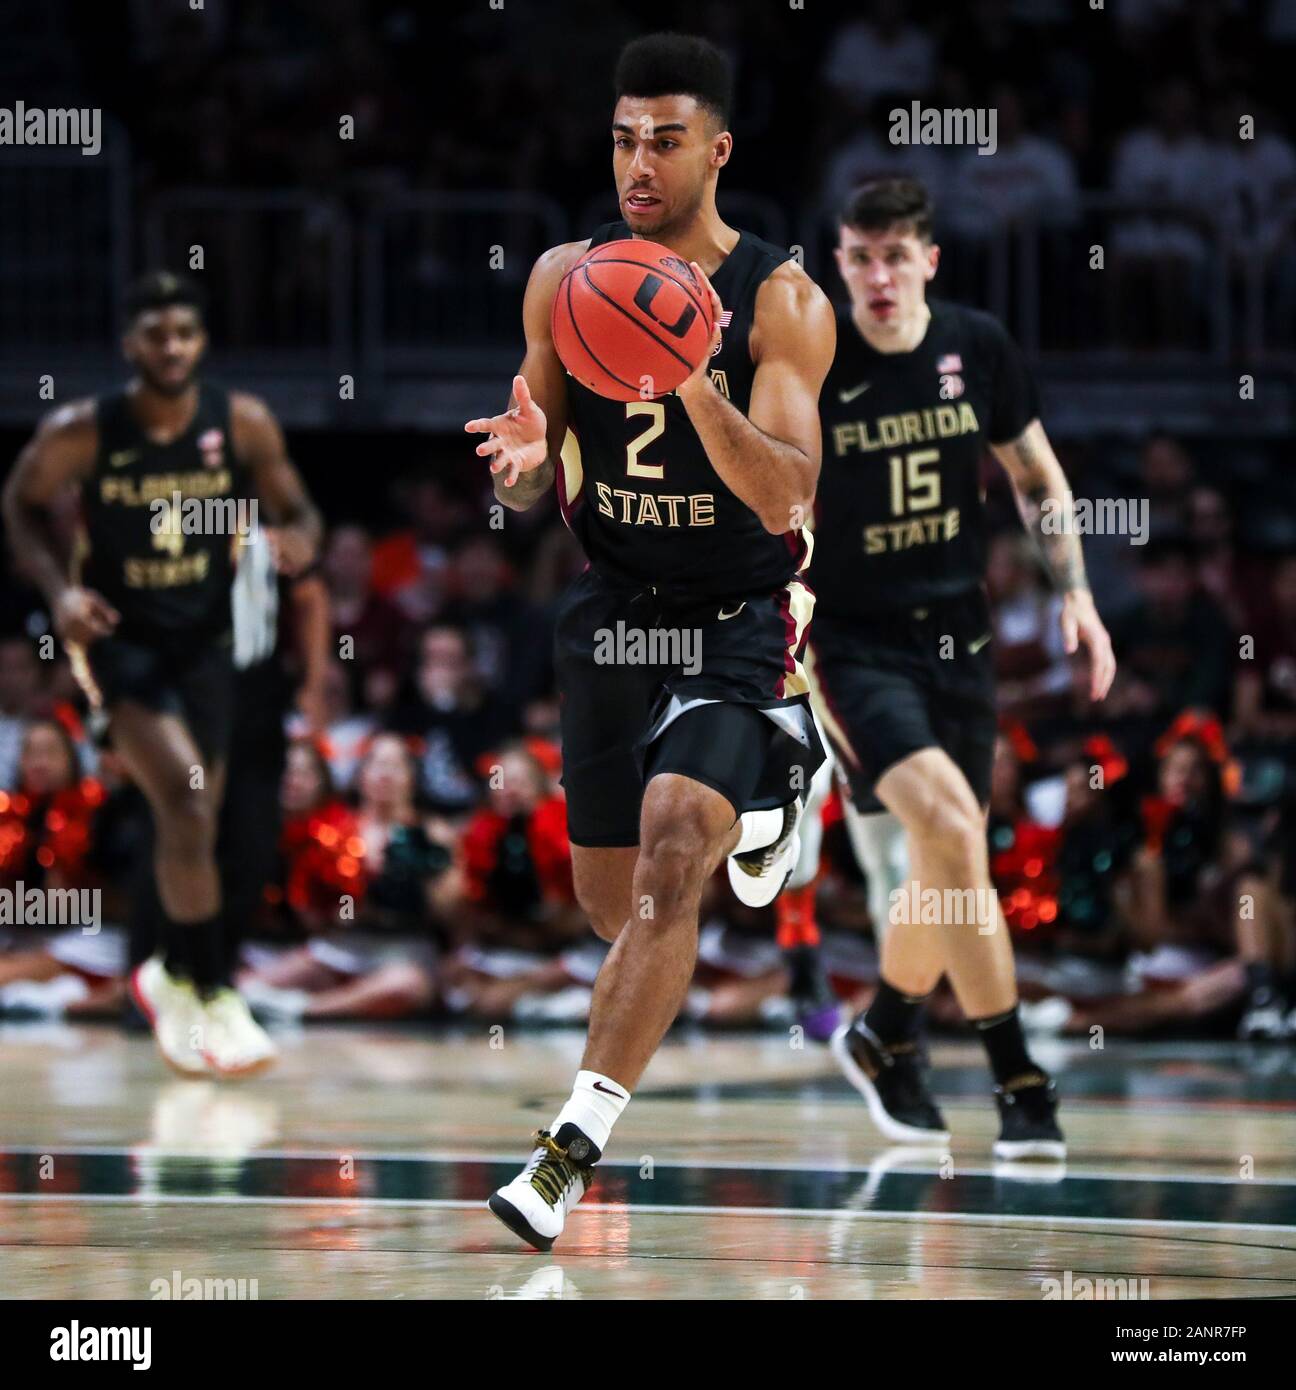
top-left (612, 95), bottom-right (729, 238)
top-left (123, 305), bottom-right (206, 397)
top-left (835, 224), bottom-right (939, 332)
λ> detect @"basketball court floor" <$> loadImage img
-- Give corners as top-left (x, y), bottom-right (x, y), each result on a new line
top-left (2, 1023), bottom-right (1294, 1299)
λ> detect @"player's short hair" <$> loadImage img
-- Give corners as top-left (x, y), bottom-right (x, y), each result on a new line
top-left (124, 270), bottom-right (206, 325)
top-left (614, 32), bottom-right (733, 130)
top-left (841, 176), bottom-right (934, 242)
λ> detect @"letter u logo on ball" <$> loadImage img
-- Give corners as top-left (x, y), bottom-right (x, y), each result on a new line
top-left (633, 275), bottom-right (698, 338)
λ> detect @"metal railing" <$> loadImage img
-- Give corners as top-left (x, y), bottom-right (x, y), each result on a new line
top-left (3, 173), bottom-right (1292, 430)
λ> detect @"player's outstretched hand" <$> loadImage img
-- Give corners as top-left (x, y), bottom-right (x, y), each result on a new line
top-left (54, 586), bottom-right (119, 647)
top-left (1061, 589), bottom-right (1116, 701)
top-left (464, 375), bottom-right (549, 488)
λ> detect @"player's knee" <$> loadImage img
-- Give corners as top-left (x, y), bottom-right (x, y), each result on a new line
top-left (154, 786), bottom-right (219, 857)
top-left (919, 797), bottom-right (984, 873)
top-left (636, 806), bottom-right (720, 920)
top-left (578, 896), bottom-right (625, 944)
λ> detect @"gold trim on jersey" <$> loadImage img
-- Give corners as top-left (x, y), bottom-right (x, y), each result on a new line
top-left (781, 575), bottom-right (814, 698)
top-left (66, 642), bottom-right (103, 712)
top-left (560, 429), bottom-right (583, 506)
top-left (802, 643), bottom-right (861, 770)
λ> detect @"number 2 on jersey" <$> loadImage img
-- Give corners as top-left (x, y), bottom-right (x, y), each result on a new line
top-left (625, 401), bottom-right (665, 479)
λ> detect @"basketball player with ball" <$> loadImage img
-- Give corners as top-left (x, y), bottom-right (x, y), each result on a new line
top-left (464, 32), bottom-right (835, 1251)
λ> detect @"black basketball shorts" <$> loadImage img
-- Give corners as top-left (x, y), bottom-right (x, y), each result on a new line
top-left (807, 587), bottom-right (997, 814)
top-left (69, 627), bottom-right (237, 766)
top-left (555, 566), bottom-right (825, 848)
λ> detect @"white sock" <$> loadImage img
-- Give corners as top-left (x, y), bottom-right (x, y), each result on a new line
top-left (732, 806), bottom-right (783, 855)
top-left (550, 1069), bottom-right (631, 1153)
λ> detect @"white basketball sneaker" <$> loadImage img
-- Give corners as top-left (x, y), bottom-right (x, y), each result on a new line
top-left (129, 955), bottom-right (210, 1077)
top-left (727, 798), bottom-right (803, 908)
top-left (488, 1125), bottom-right (599, 1252)
top-left (198, 987), bottom-right (278, 1077)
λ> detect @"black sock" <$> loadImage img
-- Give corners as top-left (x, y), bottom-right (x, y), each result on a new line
top-left (165, 915), bottom-right (227, 996)
top-left (864, 977), bottom-right (928, 1047)
top-left (972, 1005), bottom-right (1037, 1086)
top-left (782, 944), bottom-right (826, 999)
top-left (1245, 961), bottom-right (1277, 1001)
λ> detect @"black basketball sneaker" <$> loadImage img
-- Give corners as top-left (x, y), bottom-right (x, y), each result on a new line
top-left (830, 1015), bottom-right (949, 1144)
top-left (992, 1071), bottom-right (1066, 1160)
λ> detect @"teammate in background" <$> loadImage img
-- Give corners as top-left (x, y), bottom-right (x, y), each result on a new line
top-left (465, 32), bottom-right (835, 1249)
top-left (2, 270), bottom-right (322, 1077)
top-left (809, 178), bottom-right (1116, 1158)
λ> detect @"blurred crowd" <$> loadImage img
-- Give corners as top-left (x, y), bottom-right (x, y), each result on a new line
top-left (2, 427), bottom-right (1295, 1043)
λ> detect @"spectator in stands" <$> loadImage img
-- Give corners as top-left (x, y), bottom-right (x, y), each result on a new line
top-left (947, 84), bottom-right (1079, 240)
top-left (986, 532), bottom-right (1070, 723)
top-left (387, 625), bottom-right (514, 815)
top-left (0, 719), bottom-right (123, 1017)
top-left (287, 658), bottom-right (377, 792)
top-left (1107, 536), bottom-right (1235, 732)
top-left (1233, 552), bottom-right (1296, 749)
top-left (1110, 77), bottom-right (1217, 344)
top-left (0, 636), bottom-right (43, 790)
top-left (324, 525), bottom-right (414, 713)
top-left (438, 740), bottom-right (601, 1020)
top-left (370, 477), bottom-right (471, 624)
top-left (1053, 717), bottom-right (1256, 1038)
top-left (238, 732), bottom-right (453, 1020)
top-left (820, 0), bottom-right (935, 112)
top-left (1188, 485), bottom-right (1256, 633)
top-left (443, 535), bottom-right (552, 704)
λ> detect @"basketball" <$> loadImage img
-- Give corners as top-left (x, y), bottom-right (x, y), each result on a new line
top-left (551, 238), bottom-right (715, 401)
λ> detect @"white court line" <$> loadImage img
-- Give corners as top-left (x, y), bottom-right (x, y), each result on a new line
top-left (0, 1190), bottom-right (1294, 1238)
top-left (4, 1143), bottom-right (1296, 1187)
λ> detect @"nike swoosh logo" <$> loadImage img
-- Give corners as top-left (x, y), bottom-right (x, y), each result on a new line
top-left (592, 1081), bottom-right (626, 1098)
top-left (717, 602), bottom-right (746, 621)
top-left (968, 632), bottom-right (992, 654)
top-left (838, 382), bottom-right (871, 403)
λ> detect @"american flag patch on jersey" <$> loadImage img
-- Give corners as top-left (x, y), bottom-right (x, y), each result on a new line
top-left (718, 310), bottom-right (733, 327)
top-left (937, 353), bottom-right (962, 373)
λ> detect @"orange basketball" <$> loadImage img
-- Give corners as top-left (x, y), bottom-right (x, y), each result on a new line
top-left (551, 239), bottom-right (715, 402)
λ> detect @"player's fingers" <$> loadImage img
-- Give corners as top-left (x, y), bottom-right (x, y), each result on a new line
top-left (475, 436), bottom-right (504, 459)
top-left (502, 456), bottom-right (521, 488)
top-left (513, 374), bottom-right (532, 410)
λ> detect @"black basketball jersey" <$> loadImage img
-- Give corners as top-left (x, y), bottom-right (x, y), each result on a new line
top-left (810, 300), bottom-right (1040, 619)
top-left (558, 222), bottom-right (808, 607)
top-left (80, 383), bottom-right (247, 640)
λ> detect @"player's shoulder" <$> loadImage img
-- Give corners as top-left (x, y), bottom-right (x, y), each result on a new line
top-left (34, 396), bottom-right (98, 444)
top-left (935, 298), bottom-right (1018, 355)
top-left (757, 254), bottom-right (833, 319)
top-left (532, 237), bottom-right (595, 285)
top-left (229, 389), bottom-right (279, 430)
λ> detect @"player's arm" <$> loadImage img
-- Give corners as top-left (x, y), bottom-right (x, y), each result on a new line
top-left (1, 400), bottom-right (119, 645)
top-left (677, 260), bottom-right (836, 534)
top-left (991, 420), bottom-right (1116, 701)
top-left (288, 570), bottom-right (331, 735)
top-left (466, 241), bottom-right (585, 512)
top-left (231, 392), bottom-right (323, 576)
